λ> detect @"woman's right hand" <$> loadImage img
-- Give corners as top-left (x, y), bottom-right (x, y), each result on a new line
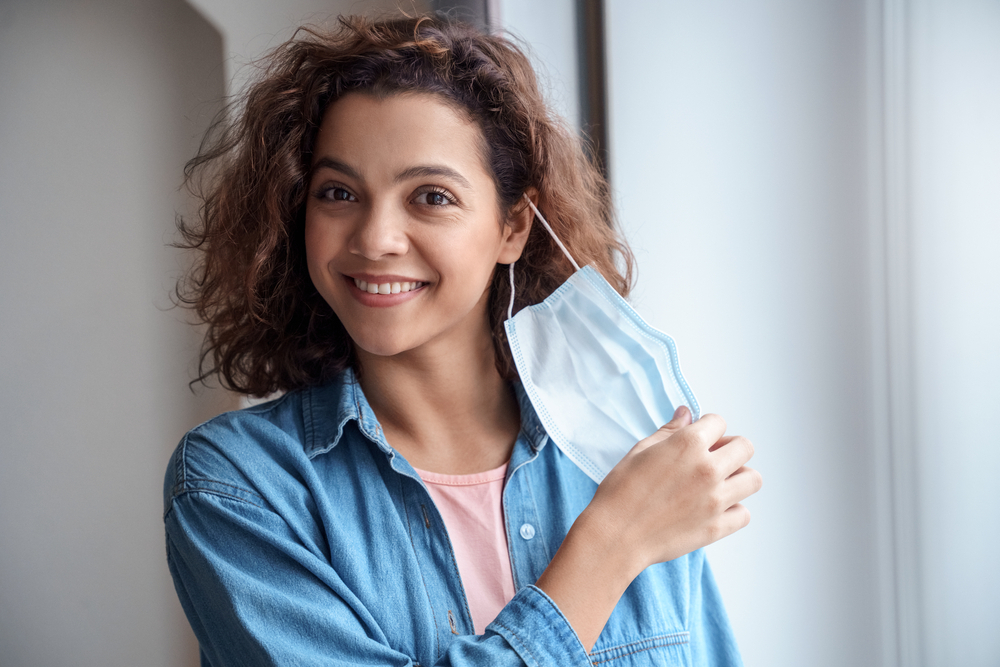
top-left (535, 406), bottom-right (762, 652)
top-left (588, 406), bottom-right (762, 573)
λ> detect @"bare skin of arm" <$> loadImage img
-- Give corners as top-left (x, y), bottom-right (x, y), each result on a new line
top-left (535, 406), bottom-right (762, 653)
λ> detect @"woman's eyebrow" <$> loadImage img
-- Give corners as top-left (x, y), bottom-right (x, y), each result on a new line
top-left (312, 157), bottom-right (361, 179)
top-left (394, 165), bottom-right (472, 190)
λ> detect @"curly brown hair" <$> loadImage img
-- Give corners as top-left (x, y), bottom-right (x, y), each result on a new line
top-left (178, 13), bottom-right (634, 397)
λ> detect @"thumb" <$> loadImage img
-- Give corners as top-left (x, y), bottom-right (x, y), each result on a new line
top-left (664, 404), bottom-right (693, 432)
top-left (632, 405), bottom-right (693, 453)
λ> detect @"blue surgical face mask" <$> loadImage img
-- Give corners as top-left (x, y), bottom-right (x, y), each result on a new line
top-left (504, 197), bottom-right (700, 483)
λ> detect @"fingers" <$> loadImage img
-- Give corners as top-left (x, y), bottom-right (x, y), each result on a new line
top-left (685, 413), bottom-right (727, 447)
top-left (638, 411), bottom-right (725, 453)
top-left (666, 404), bottom-right (693, 430)
top-left (719, 503), bottom-right (752, 537)
top-left (702, 503), bottom-right (753, 547)
top-left (722, 466), bottom-right (763, 507)
top-left (711, 434), bottom-right (755, 476)
top-left (632, 404), bottom-right (693, 453)
top-left (708, 433), bottom-right (734, 452)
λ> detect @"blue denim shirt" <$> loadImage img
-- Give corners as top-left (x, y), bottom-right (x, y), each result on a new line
top-left (163, 370), bottom-right (743, 666)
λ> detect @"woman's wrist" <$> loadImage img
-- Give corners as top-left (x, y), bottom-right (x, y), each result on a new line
top-left (534, 505), bottom-right (647, 652)
top-left (575, 501), bottom-right (650, 581)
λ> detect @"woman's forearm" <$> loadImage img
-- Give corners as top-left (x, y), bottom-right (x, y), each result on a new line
top-left (534, 506), bottom-right (643, 652)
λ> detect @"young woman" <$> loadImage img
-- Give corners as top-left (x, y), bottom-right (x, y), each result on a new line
top-left (165, 14), bottom-right (761, 666)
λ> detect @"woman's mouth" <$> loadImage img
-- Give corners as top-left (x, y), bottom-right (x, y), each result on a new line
top-left (351, 277), bottom-right (427, 295)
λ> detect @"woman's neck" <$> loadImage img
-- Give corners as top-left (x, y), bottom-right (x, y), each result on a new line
top-left (354, 323), bottom-right (521, 475)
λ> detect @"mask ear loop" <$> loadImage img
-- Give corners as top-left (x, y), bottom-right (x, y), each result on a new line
top-left (508, 195), bottom-right (582, 321)
top-left (507, 262), bottom-right (516, 320)
top-left (523, 194), bottom-right (581, 271)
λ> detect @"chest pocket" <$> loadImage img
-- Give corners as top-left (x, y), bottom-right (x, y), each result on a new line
top-left (588, 632), bottom-right (690, 666)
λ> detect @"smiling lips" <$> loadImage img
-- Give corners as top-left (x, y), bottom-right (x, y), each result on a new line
top-left (352, 277), bottom-right (427, 295)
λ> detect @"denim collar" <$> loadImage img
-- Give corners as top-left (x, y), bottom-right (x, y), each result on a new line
top-left (301, 368), bottom-right (550, 459)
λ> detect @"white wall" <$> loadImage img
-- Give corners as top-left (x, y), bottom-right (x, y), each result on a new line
top-left (185, 0), bottom-right (426, 96)
top-left (0, 2), bottom-right (225, 665)
top-left (909, 1), bottom-right (1000, 664)
top-left (501, 0), bottom-right (580, 130)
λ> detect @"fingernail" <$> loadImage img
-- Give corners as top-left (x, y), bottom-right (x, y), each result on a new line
top-left (673, 405), bottom-right (688, 420)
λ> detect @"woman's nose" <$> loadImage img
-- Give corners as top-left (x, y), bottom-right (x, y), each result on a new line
top-left (347, 203), bottom-right (409, 260)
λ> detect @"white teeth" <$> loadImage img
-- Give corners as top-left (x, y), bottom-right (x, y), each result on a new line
top-left (353, 278), bottom-right (424, 294)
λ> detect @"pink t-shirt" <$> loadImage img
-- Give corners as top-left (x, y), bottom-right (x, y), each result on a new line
top-left (414, 462), bottom-right (516, 635)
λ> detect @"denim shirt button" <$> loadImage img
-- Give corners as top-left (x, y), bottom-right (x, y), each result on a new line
top-left (519, 523), bottom-right (535, 540)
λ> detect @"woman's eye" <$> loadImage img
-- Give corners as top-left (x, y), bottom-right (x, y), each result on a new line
top-left (315, 185), bottom-right (356, 202)
top-left (414, 190), bottom-right (454, 206)
top-left (328, 187), bottom-right (354, 201)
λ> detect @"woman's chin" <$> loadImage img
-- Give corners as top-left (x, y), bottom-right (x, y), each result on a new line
top-left (351, 334), bottom-right (419, 361)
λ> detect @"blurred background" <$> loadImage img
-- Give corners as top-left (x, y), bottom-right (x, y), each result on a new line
top-left (1, 0), bottom-right (998, 665)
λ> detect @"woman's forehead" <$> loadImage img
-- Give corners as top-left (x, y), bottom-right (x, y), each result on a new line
top-left (313, 92), bottom-right (490, 180)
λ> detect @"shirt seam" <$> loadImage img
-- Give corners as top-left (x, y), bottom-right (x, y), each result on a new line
top-left (492, 619), bottom-right (541, 667)
top-left (439, 509), bottom-right (475, 633)
top-left (304, 384), bottom-right (317, 454)
top-left (590, 643), bottom-right (675, 665)
top-left (517, 586), bottom-right (589, 662)
top-left (502, 435), bottom-right (542, 591)
top-left (179, 477), bottom-right (267, 498)
top-left (521, 460), bottom-right (551, 563)
top-left (409, 477), bottom-right (476, 637)
top-left (416, 473), bottom-right (508, 487)
top-left (399, 470), bottom-right (442, 659)
top-left (178, 431), bottom-right (189, 491)
top-left (502, 483), bottom-right (519, 591)
top-left (588, 632), bottom-right (690, 663)
top-left (167, 488), bottom-right (267, 512)
top-left (166, 433), bottom-right (269, 520)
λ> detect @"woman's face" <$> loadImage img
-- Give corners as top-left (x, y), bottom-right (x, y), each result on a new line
top-left (304, 92), bottom-right (528, 361)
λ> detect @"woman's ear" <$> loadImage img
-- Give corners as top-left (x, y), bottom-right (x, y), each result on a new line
top-left (497, 189), bottom-right (538, 264)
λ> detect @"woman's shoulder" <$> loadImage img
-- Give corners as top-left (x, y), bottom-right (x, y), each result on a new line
top-left (184, 390), bottom-right (303, 456)
top-left (162, 391), bottom-right (303, 510)
top-left (162, 373), bottom-right (361, 513)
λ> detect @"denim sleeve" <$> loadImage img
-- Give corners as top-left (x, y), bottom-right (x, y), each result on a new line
top-left (687, 553), bottom-right (744, 666)
top-left (165, 488), bottom-right (591, 667)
